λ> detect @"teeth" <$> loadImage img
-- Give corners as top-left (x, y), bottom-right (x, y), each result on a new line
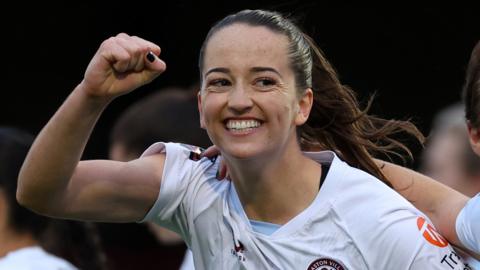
top-left (226, 120), bottom-right (260, 130)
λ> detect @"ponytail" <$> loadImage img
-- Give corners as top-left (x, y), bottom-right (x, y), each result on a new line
top-left (299, 35), bottom-right (425, 184)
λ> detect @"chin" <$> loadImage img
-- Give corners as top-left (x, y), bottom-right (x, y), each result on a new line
top-left (221, 143), bottom-right (269, 161)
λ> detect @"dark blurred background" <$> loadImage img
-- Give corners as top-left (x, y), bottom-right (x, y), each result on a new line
top-left (3, 2), bottom-right (480, 162)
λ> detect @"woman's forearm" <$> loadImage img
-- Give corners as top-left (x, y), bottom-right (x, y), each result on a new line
top-left (17, 84), bottom-right (111, 213)
top-left (377, 160), bottom-right (469, 247)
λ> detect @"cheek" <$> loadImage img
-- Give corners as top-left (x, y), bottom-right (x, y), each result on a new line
top-left (270, 102), bottom-right (297, 127)
top-left (200, 94), bottom-right (223, 124)
top-left (472, 141), bottom-right (480, 156)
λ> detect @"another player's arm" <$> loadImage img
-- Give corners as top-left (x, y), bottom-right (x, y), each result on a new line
top-left (376, 160), bottom-right (469, 248)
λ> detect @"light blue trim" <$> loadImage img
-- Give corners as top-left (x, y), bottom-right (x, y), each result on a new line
top-left (249, 219), bottom-right (281, 236)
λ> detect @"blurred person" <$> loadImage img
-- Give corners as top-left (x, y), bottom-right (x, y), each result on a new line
top-left (17, 9), bottom-right (472, 269)
top-left (0, 126), bottom-right (78, 270)
top-left (42, 219), bottom-right (108, 270)
top-left (422, 103), bottom-right (480, 197)
top-left (109, 87), bottom-right (210, 161)
top-left (107, 87), bottom-right (209, 270)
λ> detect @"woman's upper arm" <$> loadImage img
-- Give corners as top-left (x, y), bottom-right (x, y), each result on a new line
top-left (50, 154), bottom-right (165, 222)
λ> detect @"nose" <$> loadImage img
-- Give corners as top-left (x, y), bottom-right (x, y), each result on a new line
top-left (227, 85), bottom-right (253, 114)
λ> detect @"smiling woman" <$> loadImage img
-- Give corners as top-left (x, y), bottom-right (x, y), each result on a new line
top-left (198, 24), bottom-right (306, 163)
top-left (16, 9), bottom-right (473, 270)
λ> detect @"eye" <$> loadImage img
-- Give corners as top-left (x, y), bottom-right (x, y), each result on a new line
top-left (254, 77), bottom-right (277, 90)
top-left (209, 79), bottom-right (231, 87)
top-left (205, 78), bottom-right (232, 92)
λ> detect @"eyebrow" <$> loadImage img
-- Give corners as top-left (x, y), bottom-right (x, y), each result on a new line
top-left (250, 67), bottom-right (283, 78)
top-left (205, 67), bottom-right (230, 77)
top-left (204, 66), bottom-right (283, 78)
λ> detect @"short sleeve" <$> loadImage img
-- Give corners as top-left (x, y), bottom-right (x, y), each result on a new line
top-left (138, 142), bottom-right (225, 249)
top-left (139, 143), bottom-right (201, 231)
top-left (456, 193), bottom-right (480, 253)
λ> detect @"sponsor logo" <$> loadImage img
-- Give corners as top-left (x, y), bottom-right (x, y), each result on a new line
top-left (307, 258), bottom-right (347, 270)
top-left (417, 216), bottom-right (448, 247)
top-left (440, 250), bottom-right (472, 270)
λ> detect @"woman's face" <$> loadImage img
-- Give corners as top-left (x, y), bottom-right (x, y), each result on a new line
top-left (198, 24), bottom-right (312, 160)
top-left (468, 123), bottom-right (480, 156)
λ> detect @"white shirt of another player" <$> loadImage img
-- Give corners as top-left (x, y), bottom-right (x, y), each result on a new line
top-left (456, 193), bottom-right (480, 254)
top-left (0, 246), bottom-right (78, 270)
top-left (456, 193), bottom-right (480, 269)
top-left (179, 249), bottom-right (194, 270)
top-left (141, 142), bottom-right (472, 270)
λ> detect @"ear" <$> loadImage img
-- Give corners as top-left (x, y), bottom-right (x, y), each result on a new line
top-left (467, 121), bottom-right (480, 156)
top-left (295, 88), bottom-right (314, 126)
top-left (197, 90), bottom-right (206, 129)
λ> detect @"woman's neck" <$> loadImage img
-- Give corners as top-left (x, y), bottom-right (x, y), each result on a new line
top-left (225, 140), bottom-right (322, 225)
top-left (0, 227), bottom-right (38, 258)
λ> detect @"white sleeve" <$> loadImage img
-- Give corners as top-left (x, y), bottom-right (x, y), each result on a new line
top-left (138, 142), bottom-right (206, 234)
top-left (456, 193), bottom-right (480, 253)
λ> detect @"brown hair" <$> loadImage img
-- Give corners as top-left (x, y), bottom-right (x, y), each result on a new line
top-left (198, 9), bottom-right (424, 184)
top-left (463, 40), bottom-right (480, 128)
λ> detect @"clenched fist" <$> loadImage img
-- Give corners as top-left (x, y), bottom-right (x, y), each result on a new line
top-left (80, 33), bottom-right (166, 99)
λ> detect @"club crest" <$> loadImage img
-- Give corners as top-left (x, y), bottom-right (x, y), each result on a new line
top-left (307, 257), bottom-right (347, 270)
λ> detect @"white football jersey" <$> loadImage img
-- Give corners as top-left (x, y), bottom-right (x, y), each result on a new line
top-left (456, 193), bottom-right (480, 254)
top-left (179, 249), bottom-right (194, 270)
top-left (141, 142), bottom-right (472, 270)
top-left (0, 246), bottom-right (78, 270)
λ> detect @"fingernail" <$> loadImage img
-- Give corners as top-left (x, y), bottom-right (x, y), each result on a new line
top-left (146, 52), bottom-right (155, 62)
